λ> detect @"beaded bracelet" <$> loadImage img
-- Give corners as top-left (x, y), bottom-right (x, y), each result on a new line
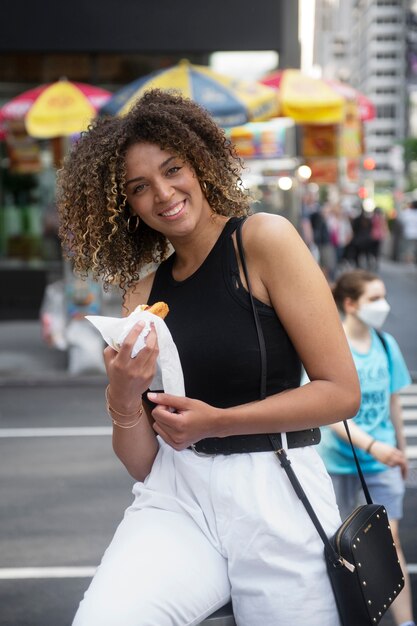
top-left (105, 385), bottom-right (144, 429)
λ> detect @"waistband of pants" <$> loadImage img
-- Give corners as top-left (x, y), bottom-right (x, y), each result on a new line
top-left (189, 428), bottom-right (321, 456)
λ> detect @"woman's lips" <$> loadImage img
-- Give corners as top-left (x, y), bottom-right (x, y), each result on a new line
top-left (159, 201), bottom-right (185, 219)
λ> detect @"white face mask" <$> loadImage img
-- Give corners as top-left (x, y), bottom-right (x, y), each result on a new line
top-left (356, 298), bottom-right (391, 329)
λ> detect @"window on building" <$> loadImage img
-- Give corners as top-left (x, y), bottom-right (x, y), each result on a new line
top-left (376, 104), bottom-right (396, 118)
top-left (376, 0), bottom-right (400, 6)
top-left (374, 129), bottom-right (396, 136)
top-left (375, 34), bottom-right (399, 41)
top-left (375, 87), bottom-right (398, 94)
top-left (375, 16), bottom-right (400, 24)
top-left (375, 52), bottom-right (398, 59)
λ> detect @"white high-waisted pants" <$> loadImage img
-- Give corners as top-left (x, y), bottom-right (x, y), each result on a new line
top-left (72, 439), bottom-right (342, 626)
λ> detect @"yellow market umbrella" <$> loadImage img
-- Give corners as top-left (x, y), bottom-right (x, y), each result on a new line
top-left (15, 79), bottom-right (112, 139)
top-left (261, 69), bottom-right (345, 124)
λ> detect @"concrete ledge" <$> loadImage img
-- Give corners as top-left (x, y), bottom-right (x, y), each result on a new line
top-left (0, 374), bottom-right (107, 388)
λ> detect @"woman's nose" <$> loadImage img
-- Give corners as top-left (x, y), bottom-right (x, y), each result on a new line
top-left (154, 180), bottom-right (174, 202)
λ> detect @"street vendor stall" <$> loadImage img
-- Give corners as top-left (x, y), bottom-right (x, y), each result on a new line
top-left (226, 117), bottom-right (303, 225)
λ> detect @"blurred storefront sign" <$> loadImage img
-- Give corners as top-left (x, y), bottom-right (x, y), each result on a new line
top-left (304, 158), bottom-right (339, 184)
top-left (345, 159), bottom-right (360, 183)
top-left (339, 101), bottom-right (362, 159)
top-left (226, 118), bottom-right (291, 159)
top-left (301, 124), bottom-right (338, 158)
top-left (226, 118), bottom-right (301, 224)
top-left (4, 120), bottom-right (42, 174)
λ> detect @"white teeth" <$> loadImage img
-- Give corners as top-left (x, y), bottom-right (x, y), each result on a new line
top-left (160, 202), bottom-right (184, 217)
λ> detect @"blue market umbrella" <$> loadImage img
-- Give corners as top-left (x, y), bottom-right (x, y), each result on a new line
top-left (100, 60), bottom-right (279, 127)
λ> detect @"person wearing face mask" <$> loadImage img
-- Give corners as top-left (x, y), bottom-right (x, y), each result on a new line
top-left (318, 269), bottom-right (415, 626)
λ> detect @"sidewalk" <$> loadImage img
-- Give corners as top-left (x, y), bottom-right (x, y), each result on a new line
top-left (0, 258), bottom-right (416, 384)
top-left (0, 289), bottom-right (121, 385)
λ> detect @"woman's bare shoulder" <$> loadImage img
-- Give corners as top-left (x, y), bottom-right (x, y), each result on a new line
top-left (243, 212), bottom-right (295, 245)
top-left (242, 212), bottom-right (301, 270)
top-left (123, 271), bottom-right (156, 316)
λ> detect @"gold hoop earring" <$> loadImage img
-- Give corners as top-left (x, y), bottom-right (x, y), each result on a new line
top-left (126, 215), bottom-right (140, 234)
top-left (201, 181), bottom-right (208, 195)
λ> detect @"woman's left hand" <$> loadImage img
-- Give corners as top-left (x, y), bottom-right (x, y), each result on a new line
top-left (147, 392), bottom-right (221, 450)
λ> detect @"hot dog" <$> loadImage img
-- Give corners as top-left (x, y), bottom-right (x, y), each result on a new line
top-left (135, 301), bottom-right (169, 319)
top-left (110, 302), bottom-right (169, 351)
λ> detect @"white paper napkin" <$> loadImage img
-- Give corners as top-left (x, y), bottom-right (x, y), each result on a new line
top-left (85, 307), bottom-right (185, 396)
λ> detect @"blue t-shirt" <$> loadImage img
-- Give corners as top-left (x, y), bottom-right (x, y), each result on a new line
top-left (318, 330), bottom-right (411, 474)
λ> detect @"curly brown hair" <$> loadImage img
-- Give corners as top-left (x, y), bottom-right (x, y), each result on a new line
top-left (57, 89), bottom-right (250, 293)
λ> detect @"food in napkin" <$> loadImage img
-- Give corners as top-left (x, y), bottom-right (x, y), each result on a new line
top-left (85, 303), bottom-right (184, 396)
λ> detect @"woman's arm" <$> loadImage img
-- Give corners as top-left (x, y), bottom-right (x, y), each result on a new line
top-left (104, 272), bottom-right (160, 482)
top-left (390, 393), bottom-right (408, 478)
top-left (328, 392), bottom-right (408, 475)
top-left (150, 214), bottom-right (361, 449)
top-left (391, 393), bottom-right (407, 452)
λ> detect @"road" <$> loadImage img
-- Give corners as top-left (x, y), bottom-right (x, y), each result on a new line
top-left (0, 382), bottom-right (132, 625)
top-left (0, 380), bottom-right (416, 625)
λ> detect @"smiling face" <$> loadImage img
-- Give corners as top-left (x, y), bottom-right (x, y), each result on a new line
top-left (124, 142), bottom-right (212, 238)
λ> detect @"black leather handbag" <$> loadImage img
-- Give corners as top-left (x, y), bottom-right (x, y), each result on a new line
top-left (236, 219), bottom-right (405, 626)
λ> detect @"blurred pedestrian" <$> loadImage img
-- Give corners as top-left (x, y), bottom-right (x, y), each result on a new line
top-left (302, 192), bottom-right (336, 280)
top-left (399, 200), bottom-right (417, 264)
top-left (350, 207), bottom-right (373, 268)
top-left (300, 189), bottom-right (320, 261)
top-left (369, 206), bottom-right (388, 270)
top-left (326, 202), bottom-right (353, 273)
top-left (57, 89), bottom-right (360, 626)
top-left (318, 269), bottom-right (415, 626)
top-left (389, 211), bottom-right (404, 262)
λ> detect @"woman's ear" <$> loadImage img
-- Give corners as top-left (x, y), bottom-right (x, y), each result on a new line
top-left (344, 297), bottom-right (359, 315)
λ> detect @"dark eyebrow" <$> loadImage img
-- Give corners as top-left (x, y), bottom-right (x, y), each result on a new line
top-left (125, 156), bottom-right (177, 187)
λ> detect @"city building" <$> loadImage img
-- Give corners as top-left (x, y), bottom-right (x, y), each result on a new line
top-left (313, 0), bottom-right (408, 189)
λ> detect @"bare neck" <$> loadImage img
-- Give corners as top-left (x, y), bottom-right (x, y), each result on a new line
top-left (171, 214), bottom-right (229, 281)
top-left (343, 314), bottom-right (372, 352)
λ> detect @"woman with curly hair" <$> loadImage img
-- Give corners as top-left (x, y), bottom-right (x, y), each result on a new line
top-left (58, 89), bottom-right (360, 626)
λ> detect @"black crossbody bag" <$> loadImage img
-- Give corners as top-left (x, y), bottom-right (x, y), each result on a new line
top-left (236, 219), bottom-right (404, 626)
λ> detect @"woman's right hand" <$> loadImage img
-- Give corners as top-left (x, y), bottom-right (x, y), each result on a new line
top-left (369, 440), bottom-right (408, 475)
top-left (103, 321), bottom-right (159, 413)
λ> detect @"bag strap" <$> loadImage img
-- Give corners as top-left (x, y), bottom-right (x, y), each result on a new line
top-left (235, 219), bottom-right (267, 401)
top-left (343, 420), bottom-right (373, 504)
top-left (235, 218), bottom-right (370, 566)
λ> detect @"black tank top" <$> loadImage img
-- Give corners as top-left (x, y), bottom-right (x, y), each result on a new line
top-left (148, 217), bottom-right (301, 408)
